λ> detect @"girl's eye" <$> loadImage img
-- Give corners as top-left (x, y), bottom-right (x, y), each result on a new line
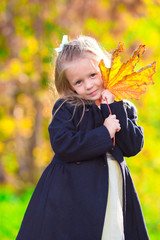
top-left (76, 80), bottom-right (82, 85)
top-left (90, 73), bottom-right (96, 78)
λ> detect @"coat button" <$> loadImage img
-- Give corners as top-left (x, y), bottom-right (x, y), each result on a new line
top-left (104, 164), bottom-right (106, 167)
top-left (76, 161), bottom-right (81, 165)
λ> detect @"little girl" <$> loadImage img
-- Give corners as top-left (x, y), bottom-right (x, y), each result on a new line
top-left (16, 36), bottom-right (149, 240)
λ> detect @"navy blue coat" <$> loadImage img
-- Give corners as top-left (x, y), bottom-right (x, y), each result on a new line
top-left (16, 99), bottom-right (149, 240)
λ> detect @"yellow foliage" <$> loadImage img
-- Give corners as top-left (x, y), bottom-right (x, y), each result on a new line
top-left (2, 152), bottom-right (19, 174)
top-left (99, 43), bottom-right (156, 101)
top-left (16, 118), bottom-right (33, 138)
top-left (26, 37), bottom-right (39, 56)
top-left (23, 61), bottom-right (35, 74)
top-left (30, 72), bottom-right (41, 81)
top-left (17, 93), bottom-right (33, 106)
top-left (0, 71), bottom-right (10, 82)
top-left (8, 59), bottom-right (23, 76)
top-left (33, 142), bottom-right (53, 168)
top-left (0, 0), bottom-right (6, 12)
top-left (0, 142), bottom-right (4, 153)
top-left (0, 117), bottom-right (15, 137)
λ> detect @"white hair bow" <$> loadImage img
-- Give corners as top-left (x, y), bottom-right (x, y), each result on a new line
top-left (55, 35), bottom-right (68, 54)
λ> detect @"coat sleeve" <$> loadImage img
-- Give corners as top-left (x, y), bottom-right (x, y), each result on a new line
top-left (48, 100), bottom-right (113, 162)
top-left (101, 100), bottom-right (144, 157)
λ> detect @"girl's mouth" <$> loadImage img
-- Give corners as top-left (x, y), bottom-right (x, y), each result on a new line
top-left (89, 90), bottom-right (97, 96)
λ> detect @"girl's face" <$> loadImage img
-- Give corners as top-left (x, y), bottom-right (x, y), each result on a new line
top-left (65, 57), bottom-right (104, 102)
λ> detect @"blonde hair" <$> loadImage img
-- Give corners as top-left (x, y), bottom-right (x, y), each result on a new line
top-left (55, 36), bottom-right (111, 100)
top-left (53, 36), bottom-right (111, 124)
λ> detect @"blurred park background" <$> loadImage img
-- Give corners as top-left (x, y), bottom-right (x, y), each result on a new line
top-left (0, 0), bottom-right (160, 239)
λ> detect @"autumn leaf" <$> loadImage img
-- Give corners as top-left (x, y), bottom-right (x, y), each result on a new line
top-left (99, 43), bottom-right (156, 101)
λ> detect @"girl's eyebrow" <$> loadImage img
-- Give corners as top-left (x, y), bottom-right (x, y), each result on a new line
top-left (89, 69), bottom-right (98, 75)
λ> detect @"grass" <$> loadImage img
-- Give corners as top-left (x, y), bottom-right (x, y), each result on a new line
top-left (0, 186), bottom-right (160, 239)
top-left (0, 186), bottom-right (34, 240)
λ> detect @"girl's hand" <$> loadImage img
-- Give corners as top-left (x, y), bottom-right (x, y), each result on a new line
top-left (101, 89), bottom-right (115, 104)
top-left (103, 114), bottom-right (121, 139)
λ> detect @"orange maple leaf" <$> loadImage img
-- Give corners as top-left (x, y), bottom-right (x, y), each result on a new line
top-left (99, 42), bottom-right (156, 101)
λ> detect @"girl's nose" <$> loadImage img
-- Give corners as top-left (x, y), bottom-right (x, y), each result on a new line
top-left (85, 79), bottom-right (93, 89)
